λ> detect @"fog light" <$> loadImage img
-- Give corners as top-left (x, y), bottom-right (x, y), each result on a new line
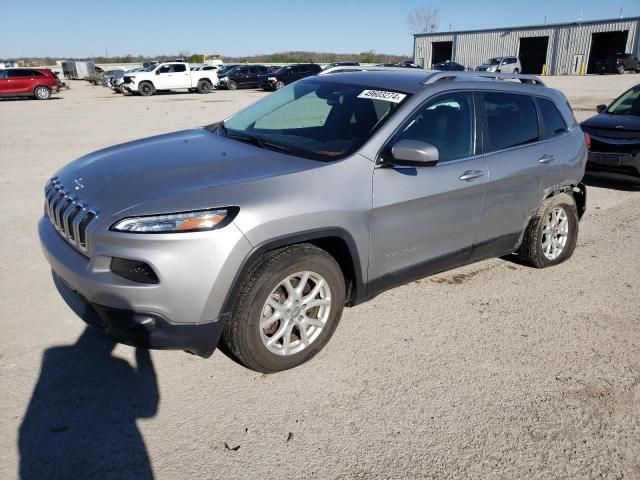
top-left (110, 258), bottom-right (159, 284)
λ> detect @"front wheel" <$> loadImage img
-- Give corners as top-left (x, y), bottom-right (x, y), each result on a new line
top-left (33, 86), bottom-right (51, 100)
top-left (227, 80), bottom-right (237, 90)
top-left (275, 80), bottom-right (285, 90)
top-left (518, 193), bottom-right (579, 268)
top-left (222, 244), bottom-right (346, 373)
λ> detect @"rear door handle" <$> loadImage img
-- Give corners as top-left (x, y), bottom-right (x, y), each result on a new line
top-left (458, 170), bottom-right (484, 181)
top-left (539, 154), bottom-right (555, 164)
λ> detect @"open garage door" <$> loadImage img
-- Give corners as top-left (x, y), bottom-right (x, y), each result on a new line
top-left (431, 41), bottom-right (453, 66)
top-left (587, 31), bottom-right (629, 73)
top-left (519, 36), bottom-right (549, 74)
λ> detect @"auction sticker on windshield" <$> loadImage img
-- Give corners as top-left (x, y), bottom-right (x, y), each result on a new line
top-left (358, 90), bottom-right (407, 103)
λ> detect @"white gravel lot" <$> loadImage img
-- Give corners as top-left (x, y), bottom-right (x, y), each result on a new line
top-left (1, 75), bottom-right (639, 480)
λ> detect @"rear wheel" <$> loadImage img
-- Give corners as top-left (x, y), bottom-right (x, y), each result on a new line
top-left (513, 68), bottom-right (520, 74)
top-left (33, 86), bottom-right (50, 100)
top-left (518, 193), bottom-right (579, 268)
top-left (222, 244), bottom-right (346, 373)
top-left (138, 82), bottom-right (154, 96)
top-left (617, 65), bottom-right (625, 75)
top-left (197, 80), bottom-right (212, 94)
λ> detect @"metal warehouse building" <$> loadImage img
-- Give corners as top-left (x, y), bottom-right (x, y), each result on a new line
top-left (414, 17), bottom-right (640, 75)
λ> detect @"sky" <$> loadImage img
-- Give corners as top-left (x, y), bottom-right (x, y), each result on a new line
top-left (1, 0), bottom-right (639, 58)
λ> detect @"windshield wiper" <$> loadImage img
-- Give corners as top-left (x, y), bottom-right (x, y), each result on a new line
top-left (226, 131), bottom-right (290, 152)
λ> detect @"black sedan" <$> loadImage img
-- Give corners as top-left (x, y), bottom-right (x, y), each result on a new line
top-left (432, 61), bottom-right (465, 71)
top-left (580, 84), bottom-right (640, 180)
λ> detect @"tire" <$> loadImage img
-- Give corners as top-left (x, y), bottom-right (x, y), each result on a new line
top-left (227, 80), bottom-right (237, 90)
top-left (197, 80), bottom-right (212, 94)
top-left (513, 68), bottom-right (520, 74)
top-left (634, 68), bottom-right (640, 74)
top-left (617, 66), bottom-right (625, 75)
top-left (518, 192), bottom-right (579, 269)
top-left (222, 244), bottom-right (346, 373)
top-left (119, 84), bottom-right (127, 94)
top-left (275, 80), bottom-right (285, 90)
top-left (33, 86), bottom-right (50, 100)
top-left (138, 82), bottom-right (154, 96)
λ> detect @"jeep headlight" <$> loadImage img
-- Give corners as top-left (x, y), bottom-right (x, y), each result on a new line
top-left (111, 208), bottom-right (235, 233)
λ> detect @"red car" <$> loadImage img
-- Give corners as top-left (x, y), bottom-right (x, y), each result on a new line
top-left (0, 68), bottom-right (61, 100)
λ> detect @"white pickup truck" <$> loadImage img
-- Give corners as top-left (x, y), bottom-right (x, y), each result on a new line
top-left (122, 62), bottom-right (218, 96)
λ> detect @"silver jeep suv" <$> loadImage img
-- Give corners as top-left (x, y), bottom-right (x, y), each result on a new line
top-left (39, 70), bottom-right (588, 372)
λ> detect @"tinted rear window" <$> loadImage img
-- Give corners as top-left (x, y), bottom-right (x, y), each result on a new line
top-left (483, 92), bottom-right (539, 152)
top-left (537, 97), bottom-right (567, 137)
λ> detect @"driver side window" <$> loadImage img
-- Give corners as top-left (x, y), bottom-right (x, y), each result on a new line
top-left (393, 92), bottom-right (475, 162)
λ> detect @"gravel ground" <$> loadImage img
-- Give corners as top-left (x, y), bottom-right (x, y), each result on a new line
top-left (1, 75), bottom-right (639, 480)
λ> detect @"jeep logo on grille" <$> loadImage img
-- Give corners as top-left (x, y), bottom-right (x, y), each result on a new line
top-left (73, 178), bottom-right (84, 190)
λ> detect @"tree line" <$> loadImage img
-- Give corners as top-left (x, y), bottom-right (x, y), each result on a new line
top-left (3, 50), bottom-right (411, 67)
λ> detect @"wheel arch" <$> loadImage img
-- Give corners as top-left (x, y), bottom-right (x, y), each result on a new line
top-left (219, 228), bottom-right (365, 316)
top-left (516, 182), bottom-right (586, 248)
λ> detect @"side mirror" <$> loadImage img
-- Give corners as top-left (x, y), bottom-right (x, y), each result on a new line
top-left (596, 104), bottom-right (607, 113)
top-left (155, 70), bottom-right (161, 75)
top-left (390, 140), bottom-right (439, 166)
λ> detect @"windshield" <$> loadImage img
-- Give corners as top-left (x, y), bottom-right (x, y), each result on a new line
top-left (606, 85), bottom-right (640, 116)
top-left (220, 79), bottom-right (410, 161)
top-left (487, 58), bottom-right (501, 65)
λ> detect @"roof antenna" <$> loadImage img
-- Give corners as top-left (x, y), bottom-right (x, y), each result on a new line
top-left (619, 8), bottom-right (623, 19)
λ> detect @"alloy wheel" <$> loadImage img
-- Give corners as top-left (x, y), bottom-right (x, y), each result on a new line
top-left (541, 206), bottom-right (569, 260)
top-left (259, 271), bottom-right (331, 356)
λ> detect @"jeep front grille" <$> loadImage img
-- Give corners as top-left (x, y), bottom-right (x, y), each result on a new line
top-left (45, 177), bottom-right (98, 253)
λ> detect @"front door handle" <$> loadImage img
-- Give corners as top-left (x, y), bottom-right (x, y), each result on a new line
top-left (539, 154), bottom-right (555, 164)
top-left (458, 170), bottom-right (484, 181)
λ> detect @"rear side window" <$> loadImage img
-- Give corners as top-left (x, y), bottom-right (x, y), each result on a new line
top-left (537, 97), bottom-right (567, 137)
top-left (8, 69), bottom-right (28, 77)
top-left (172, 64), bottom-right (186, 73)
top-left (483, 92), bottom-right (539, 152)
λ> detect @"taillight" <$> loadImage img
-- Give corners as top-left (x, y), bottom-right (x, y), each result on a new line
top-left (584, 132), bottom-right (591, 150)
top-left (616, 59), bottom-right (622, 65)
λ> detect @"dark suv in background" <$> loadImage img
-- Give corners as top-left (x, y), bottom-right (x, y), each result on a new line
top-left (0, 68), bottom-right (61, 100)
top-left (217, 65), bottom-right (272, 90)
top-left (596, 53), bottom-right (640, 75)
top-left (259, 63), bottom-right (322, 90)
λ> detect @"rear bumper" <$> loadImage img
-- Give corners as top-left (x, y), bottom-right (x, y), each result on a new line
top-left (587, 151), bottom-right (640, 178)
top-left (53, 272), bottom-right (224, 357)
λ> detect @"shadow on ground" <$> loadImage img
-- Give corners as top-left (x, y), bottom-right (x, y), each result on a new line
top-left (583, 173), bottom-right (640, 192)
top-left (19, 328), bottom-right (159, 480)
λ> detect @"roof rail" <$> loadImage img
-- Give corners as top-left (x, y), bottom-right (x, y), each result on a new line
top-left (422, 71), bottom-right (546, 86)
top-left (318, 65), bottom-right (424, 75)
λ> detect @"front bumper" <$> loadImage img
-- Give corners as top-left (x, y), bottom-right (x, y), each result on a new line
top-left (39, 215), bottom-right (252, 355)
top-left (53, 272), bottom-right (223, 356)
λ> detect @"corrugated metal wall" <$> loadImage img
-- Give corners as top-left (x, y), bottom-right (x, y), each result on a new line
top-left (414, 18), bottom-right (640, 75)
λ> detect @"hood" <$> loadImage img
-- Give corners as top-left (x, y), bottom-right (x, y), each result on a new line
top-left (581, 112), bottom-right (640, 132)
top-left (53, 129), bottom-right (323, 217)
